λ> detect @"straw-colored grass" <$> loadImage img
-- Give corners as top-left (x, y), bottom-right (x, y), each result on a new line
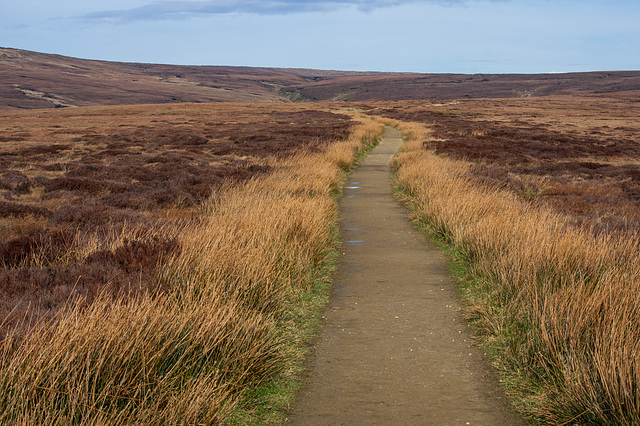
top-left (389, 119), bottom-right (640, 424)
top-left (0, 119), bottom-right (383, 424)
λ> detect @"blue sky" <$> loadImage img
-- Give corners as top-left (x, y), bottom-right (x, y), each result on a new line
top-left (1, 0), bottom-right (639, 73)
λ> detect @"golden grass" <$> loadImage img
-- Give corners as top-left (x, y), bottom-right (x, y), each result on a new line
top-left (375, 98), bottom-right (640, 235)
top-left (325, 115), bottom-right (385, 171)
top-left (0, 215), bottom-right (48, 240)
top-left (389, 119), bottom-right (640, 424)
top-left (0, 119), bottom-right (384, 424)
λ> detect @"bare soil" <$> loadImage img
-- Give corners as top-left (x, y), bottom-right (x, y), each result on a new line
top-left (287, 128), bottom-right (522, 424)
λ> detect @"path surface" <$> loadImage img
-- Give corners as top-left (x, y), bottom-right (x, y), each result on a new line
top-left (287, 127), bottom-right (522, 425)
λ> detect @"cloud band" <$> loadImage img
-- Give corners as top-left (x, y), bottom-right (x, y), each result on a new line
top-left (82, 0), bottom-right (470, 22)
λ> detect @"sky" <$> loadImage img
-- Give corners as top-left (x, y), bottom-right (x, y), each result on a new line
top-left (1, 0), bottom-right (639, 74)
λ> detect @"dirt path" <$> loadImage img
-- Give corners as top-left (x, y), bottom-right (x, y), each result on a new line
top-left (287, 127), bottom-right (522, 425)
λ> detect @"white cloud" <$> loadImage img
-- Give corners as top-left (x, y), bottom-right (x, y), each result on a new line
top-left (80, 0), bottom-right (476, 22)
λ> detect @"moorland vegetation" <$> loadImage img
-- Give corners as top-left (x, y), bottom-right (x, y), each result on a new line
top-left (3, 47), bottom-right (640, 109)
top-left (2, 92), bottom-right (640, 424)
top-left (380, 96), bottom-right (640, 424)
top-left (0, 102), bottom-right (383, 423)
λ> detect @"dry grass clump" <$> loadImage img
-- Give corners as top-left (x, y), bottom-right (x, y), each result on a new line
top-left (325, 116), bottom-right (385, 171)
top-left (374, 97), bottom-right (640, 235)
top-left (390, 120), bottom-right (640, 424)
top-left (0, 118), bottom-right (383, 424)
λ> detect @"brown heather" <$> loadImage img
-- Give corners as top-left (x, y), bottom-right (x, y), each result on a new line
top-left (373, 97), bottom-right (640, 235)
top-left (0, 103), bottom-right (355, 330)
top-left (0, 107), bottom-right (384, 423)
top-left (389, 119), bottom-right (640, 424)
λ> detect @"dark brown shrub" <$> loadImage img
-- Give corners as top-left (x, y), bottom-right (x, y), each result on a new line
top-left (0, 230), bottom-right (73, 267)
top-left (44, 177), bottom-right (127, 194)
top-left (101, 192), bottom-right (155, 210)
top-left (32, 175), bottom-right (50, 186)
top-left (0, 200), bottom-right (51, 218)
top-left (0, 171), bottom-right (30, 193)
top-left (42, 163), bottom-right (67, 172)
top-left (49, 205), bottom-right (147, 230)
top-left (85, 237), bottom-right (178, 273)
top-left (19, 144), bottom-right (71, 157)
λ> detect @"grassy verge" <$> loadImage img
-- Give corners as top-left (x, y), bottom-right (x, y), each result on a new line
top-left (225, 116), bottom-right (384, 424)
top-left (0, 118), bottom-right (384, 425)
top-left (386, 119), bottom-right (640, 425)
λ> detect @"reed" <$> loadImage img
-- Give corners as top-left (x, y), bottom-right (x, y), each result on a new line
top-left (390, 119), bottom-right (640, 424)
top-left (0, 118), bottom-right (384, 424)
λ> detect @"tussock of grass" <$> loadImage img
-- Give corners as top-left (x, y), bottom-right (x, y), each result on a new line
top-left (325, 115), bottom-right (384, 172)
top-left (0, 119), bottom-right (384, 424)
top-left (389, 119), bottom-right (640, 425)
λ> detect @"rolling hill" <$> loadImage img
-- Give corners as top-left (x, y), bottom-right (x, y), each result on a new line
top-left (1, 47), bottom-right (639, 109)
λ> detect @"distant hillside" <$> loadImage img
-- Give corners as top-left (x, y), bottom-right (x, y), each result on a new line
top-left (1, 47), bottom-right (639, 109)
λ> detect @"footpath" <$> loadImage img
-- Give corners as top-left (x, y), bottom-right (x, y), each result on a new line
top-left (287, 127), bottom-right (522, 425)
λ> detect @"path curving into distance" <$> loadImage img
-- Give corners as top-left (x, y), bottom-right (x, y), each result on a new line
top-left (287, 127), bottom-right (522, 425)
